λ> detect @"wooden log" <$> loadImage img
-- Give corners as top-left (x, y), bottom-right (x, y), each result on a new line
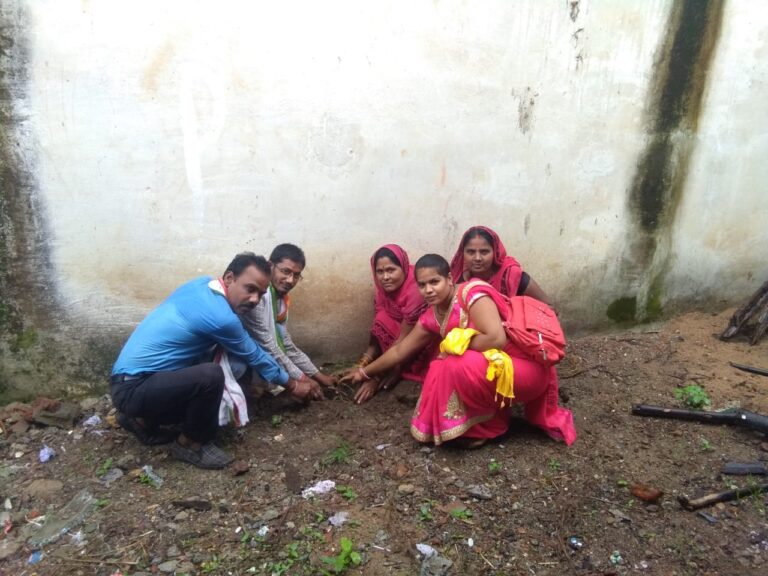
top-left (720, 280), bottom-right (768, 342)
top-left (678, 483), bottom-right (768, 511)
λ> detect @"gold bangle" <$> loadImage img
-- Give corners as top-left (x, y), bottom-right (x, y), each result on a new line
top-left (357, 353), bottom-right (373, 367)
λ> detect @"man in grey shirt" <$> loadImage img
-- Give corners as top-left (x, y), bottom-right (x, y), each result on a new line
top-left (241, 244), bottom-right (337, 390)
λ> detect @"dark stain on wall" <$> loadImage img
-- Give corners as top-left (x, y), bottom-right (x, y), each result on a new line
top-left (613, 0), bottom-right (725, 322)
top-left (0, 2), bottom-right (57, 328)
top-left (0, 3), bottom-right (71, 401)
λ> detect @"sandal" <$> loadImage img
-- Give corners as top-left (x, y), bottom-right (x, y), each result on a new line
top-left (171, 441), bottom-right (233, 469)
top-left (116, 412), bottom-right (176, 445)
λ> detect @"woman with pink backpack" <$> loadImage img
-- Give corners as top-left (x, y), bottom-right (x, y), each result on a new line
top-left (343, 254), bottom-right (576, 448)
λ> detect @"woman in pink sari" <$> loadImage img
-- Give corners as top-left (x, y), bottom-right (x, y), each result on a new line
top-left (450, 226), bottom-right (553, 306)
top-left (352, 245), bottom-right (429, 404)
top-left (344, 254), bottom-right (576, 447)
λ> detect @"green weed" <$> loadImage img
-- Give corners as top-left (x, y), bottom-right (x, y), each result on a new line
top-left (322, 441), bottom-right (352, 466)
top-left (547, 458), bottom-right (562, 472)
top-left (336, 485), bottom-right (357, 501)
top-left (418, 499), bottom-right (436, 522)
top-left (96, 457), bottom-right (113, 477)
top-left (321, 536), bottom-right (362, 574)
top-left (201, 555), bottom-right (220, 573)
top-left (488, 459), bottom-right (502, 475)
top-left (449, 506), bottom-right (473, 521)
top-left (674, 385), bottom-right (711, 410)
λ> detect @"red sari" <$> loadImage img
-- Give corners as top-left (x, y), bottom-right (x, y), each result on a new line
top-left (410, 281), bottom-right (576, 445)
top-left (450, 226), bottom-right (524, 298)
top-left (370, 244), bottom-right (429, 381)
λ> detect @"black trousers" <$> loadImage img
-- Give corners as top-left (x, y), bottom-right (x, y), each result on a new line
top-left (110, 363), bottom-right (224, 444)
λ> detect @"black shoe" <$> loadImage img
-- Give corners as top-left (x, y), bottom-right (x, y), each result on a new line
top-left (171, 441), bottom-right (234, 469)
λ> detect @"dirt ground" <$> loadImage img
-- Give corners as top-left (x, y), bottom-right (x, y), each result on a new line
top-left (1, 308), bottom-right (767, 576)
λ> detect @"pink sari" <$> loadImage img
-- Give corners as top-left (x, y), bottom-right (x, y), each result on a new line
top-left (370, 244), bottom-right (429, 381)
top-left (450, 226), bottom-right (524, 298)
top-left (410, 281), bottom-right (576, 445)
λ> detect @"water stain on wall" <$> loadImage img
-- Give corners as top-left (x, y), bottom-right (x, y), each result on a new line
top-left (0, 3), bottom-right (80, 401)
top-left (141, 40), bottom-right (175, 96)
top-left (613, 0), bottom-right (724, 323)
top-left (0, 3), bottom-right (56, 330)
top-left (514, 87), bottom-right (538, 136)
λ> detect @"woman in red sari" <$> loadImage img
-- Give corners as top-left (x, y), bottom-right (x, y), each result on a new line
top-left (352, 245), bottom-right (429, 404)
top-left (450, 226), bottom-right (553, 306)
top-left (345, 254), bottom-right (576, 447)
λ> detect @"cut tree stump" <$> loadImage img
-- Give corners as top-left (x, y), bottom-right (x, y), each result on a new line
top-left (720, 279), bottom-right (768, 345)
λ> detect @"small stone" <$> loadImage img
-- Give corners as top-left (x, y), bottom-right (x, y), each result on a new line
top-left (0, 539), bottom-right (22, 560)
top-left (230, 460), bottom-right (250, 476)
top-left (79, 397), bottom-right (100, 411)
top-left (261, 509), bottom-right (280, 522)
top-left (760, 442), bottom-right (768, 453)
top-left (375, 530), bottom-right (390, 544)
top-left (466, 484), bottom-right (493, 501)
top-left (174, 511), bottom-right (189, 521)
top-left (177, 561), bottom-right (195, 573)
top-left (158, 560), bottom-right (178, 573)
top-left (10, 420), bottom-right (29, 435)
top-left (395, 462), bottom-right (409, 479)
top-left (285, 521), bottom-right (296, 530)
top-left (398, 484), bottom-right (415, 495)
top-left (167, 545), bottom-right (180, 557)
top-left (24, 479), bottom-right (64, 499)
top-left (116, 454), bottom-right (139, 469)
top-left (511, 502), bottom-right (522, 511)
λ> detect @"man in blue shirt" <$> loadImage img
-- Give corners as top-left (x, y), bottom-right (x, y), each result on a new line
top-left (111, 253), bottom-right (323, 469)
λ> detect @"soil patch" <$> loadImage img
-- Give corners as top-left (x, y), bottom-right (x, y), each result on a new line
top-left (1, 309), bottom-right (767, 575)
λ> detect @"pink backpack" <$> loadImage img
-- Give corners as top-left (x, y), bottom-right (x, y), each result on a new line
top-left (459, 281), bottom-right (566, 366)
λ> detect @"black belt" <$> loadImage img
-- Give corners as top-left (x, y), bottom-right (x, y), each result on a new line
top-left (110, 373), bottom-right (146, 385)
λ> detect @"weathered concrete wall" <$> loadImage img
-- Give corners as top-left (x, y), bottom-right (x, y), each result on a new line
top-left (1, 0), bottom-right (766, 400)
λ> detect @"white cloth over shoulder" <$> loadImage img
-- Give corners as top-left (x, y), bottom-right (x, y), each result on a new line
top-left (217, 350), bottom-right (249, 427)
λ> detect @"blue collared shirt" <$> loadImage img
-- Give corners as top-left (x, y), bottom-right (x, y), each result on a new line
top-left (111, 276), bottom-right (288, 386)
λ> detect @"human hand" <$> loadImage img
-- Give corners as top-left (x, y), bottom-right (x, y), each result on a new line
top-left (287, 378), bottom-right (325, 402)
top-left (379, 368), bottom-right (402, 391)
top-left (313, 372), bottom-right (338, 387)
top-left (354, 378), bottom-right (381, 405)
top-left (340, 367), bottom-right (366, 385)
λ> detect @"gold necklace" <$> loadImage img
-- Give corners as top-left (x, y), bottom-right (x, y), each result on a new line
top-left (433, 286), bottom-right (457, 337)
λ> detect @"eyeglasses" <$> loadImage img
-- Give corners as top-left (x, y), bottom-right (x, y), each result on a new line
top-left (276, 266), bottom-right (303, 281)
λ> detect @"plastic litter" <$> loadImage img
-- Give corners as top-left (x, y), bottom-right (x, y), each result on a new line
top-left (99, 468), bottom-right (124, 487)
top-left (141, 465), bottom-right (164, 487)
top-left (82, 415), bottom-right (102, 427)
top-left (38, 445), bottom-right (56, 463)
top-left (27, 550), bottom-right (43, 564)
top-left (568, 536), bottom-right (584, 550)
top-left (3, 498), bottom-right (11, 510)
top-left (375, 443), bottom-right (392, 451)
top-left (328, 511), bottom-right (349, 527)
top-left (27, 489), bottom-right (98, 548)
top-left (256, 525), bottom-right (269, 537)
top-left (467, 537), bottom-right (474, 547)
top-left (416, 543), bottom-right (437, 558)
top-left (301, 480), bottom-right (336, 499)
